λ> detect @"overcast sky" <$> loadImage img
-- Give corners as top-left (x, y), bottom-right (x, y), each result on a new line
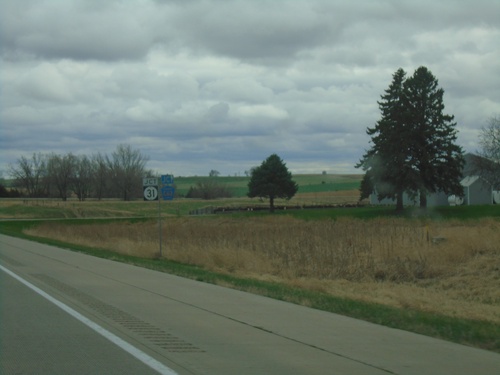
top-left (1, 0), bottom-right (499, 177)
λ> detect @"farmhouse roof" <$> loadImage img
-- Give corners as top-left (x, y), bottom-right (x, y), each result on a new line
top-left (460, 175), bottom-right (479, 187)
top-left (463, 153), bottom-right (498, 176)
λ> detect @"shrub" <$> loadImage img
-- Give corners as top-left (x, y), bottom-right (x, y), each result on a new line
top-left (186, 179), bottom-right (232, 199)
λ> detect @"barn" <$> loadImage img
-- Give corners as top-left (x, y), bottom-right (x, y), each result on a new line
top-left (460, 175), bottom-right (493, 205)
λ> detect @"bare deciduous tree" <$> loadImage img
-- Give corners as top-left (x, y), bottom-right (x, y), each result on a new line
top-left (8, 145), bottom-right (151, 200)
top-left (72, 155), bottom-right (93, 201)
top-left (47, 153), bottom-right (77, 201)
top-left (8, 153), bottom-right (48, 197)
top-left (475, 116), bottom-right (500, 188)
top-left (91, 153), bottom-right (109, 200)
top-left (106, 144), bottom-right (149, 200)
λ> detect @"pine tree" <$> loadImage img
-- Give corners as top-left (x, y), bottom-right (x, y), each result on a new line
top-left (357, 68), bottom-right (414, 211)
top-left (357, 67), bottom-right (464, 210)
top-left (404, 67), bottom-right (464, 208)
top-left (247, 154), bottom-right (298, 212)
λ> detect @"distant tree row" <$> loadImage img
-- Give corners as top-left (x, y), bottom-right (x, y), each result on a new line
top-left (186, 178), bottom-right (232, 199)
top-left (8, 144), bottom-right (152, 201)
top-left (0, 184), bottom-right (21, 198)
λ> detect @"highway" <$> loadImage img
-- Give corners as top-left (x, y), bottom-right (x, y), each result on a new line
top-left (1, 234), bottom-right (499, 374)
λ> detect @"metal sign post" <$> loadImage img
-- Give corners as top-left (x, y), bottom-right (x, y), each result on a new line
top-left (158, 179), bottom-right (162, 258)
top-left (143, 177), bottom-right (163, 257)
top-left (155, 174), bottom-right (175, 259)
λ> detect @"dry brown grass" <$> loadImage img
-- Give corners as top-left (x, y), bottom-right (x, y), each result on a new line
top-left (26, 217), bottom-right (500, 323)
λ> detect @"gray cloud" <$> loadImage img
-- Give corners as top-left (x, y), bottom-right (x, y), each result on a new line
top-left (173, 1), bottom-right (336, 64)
top-left (1, 0), bottom-right (499, 177)
top-left (0, 0), bottom-right (161, 61)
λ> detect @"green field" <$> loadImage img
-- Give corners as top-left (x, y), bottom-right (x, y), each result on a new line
top-left (1, 195), bottom-right (499, 223)
top-left (174, 174), bottom-right (363, 197)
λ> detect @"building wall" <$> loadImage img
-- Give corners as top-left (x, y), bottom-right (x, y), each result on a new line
top-left (370, 191), bottom-right (448, 207)
top-left (370, 181), bottom-right (493, 207)
top-left (493, 191), bottom-right (500, 204)
top-left (466, 179), bottom-right (492, 205)
top-left (426, 191), bottom-right (449, 206)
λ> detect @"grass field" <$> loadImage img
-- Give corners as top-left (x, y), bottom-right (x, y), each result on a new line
top-left (174, 173), bottom-right (363, 197)
top-left (1, 175), bottom-right (499, 352)
top-left (0, 174), bottom-right (364, 219)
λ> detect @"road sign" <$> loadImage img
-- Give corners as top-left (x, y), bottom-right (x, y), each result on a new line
top-left (143, 177), bottom-right (158, 187)
top-left (143, 186), bottom-right (158, 201)
top-left (161, 186), bottom-right (175, 200)
top-left (161, 174), bottom-right (174, 185)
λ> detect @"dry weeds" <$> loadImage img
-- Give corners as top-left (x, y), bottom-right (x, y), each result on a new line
top-left (27, 217), bottom-right (500, 323)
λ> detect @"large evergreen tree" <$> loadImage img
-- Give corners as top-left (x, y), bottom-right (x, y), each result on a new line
top-left (357, 68), bottom-right (414, 211)
top-left (247, 154), bottom-right (298, 212)
top-left (358, 67), bottom-right (464, 209)
top-left (404, 67), bottom-right (464, 207)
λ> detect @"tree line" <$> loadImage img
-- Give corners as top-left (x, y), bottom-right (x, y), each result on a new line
top-left (7, 144), bottom-right (151, 201)
top-left (6, 144), bottom-right (299, 208)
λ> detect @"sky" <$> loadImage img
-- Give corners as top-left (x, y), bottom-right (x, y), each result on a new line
top-left (1, 0), bottom-right (499, 177)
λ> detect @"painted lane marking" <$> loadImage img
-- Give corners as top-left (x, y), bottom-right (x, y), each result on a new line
top-left (0, 265), bottom-right (178, 375)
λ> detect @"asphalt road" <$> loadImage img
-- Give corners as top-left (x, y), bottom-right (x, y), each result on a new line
top-left (1, 234), bottom-right (499, 375)
top-left (0, 266), bottom-right (164, 375)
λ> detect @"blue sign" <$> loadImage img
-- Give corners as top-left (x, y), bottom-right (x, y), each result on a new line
top-left (161, 174), bottom-right (174, 185)
top-left (161, 186), bottom-right (175, 201)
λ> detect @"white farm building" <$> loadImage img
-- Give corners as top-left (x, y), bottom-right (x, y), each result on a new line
top-left (370, 154), bottom-right (499, 207)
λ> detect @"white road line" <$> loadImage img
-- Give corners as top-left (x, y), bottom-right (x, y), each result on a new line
top-left (0, 264), bottom-right (179, 375)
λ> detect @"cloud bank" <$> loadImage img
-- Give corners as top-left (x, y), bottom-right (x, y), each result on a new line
top-left (1, 0), bottom-right (499, 176)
